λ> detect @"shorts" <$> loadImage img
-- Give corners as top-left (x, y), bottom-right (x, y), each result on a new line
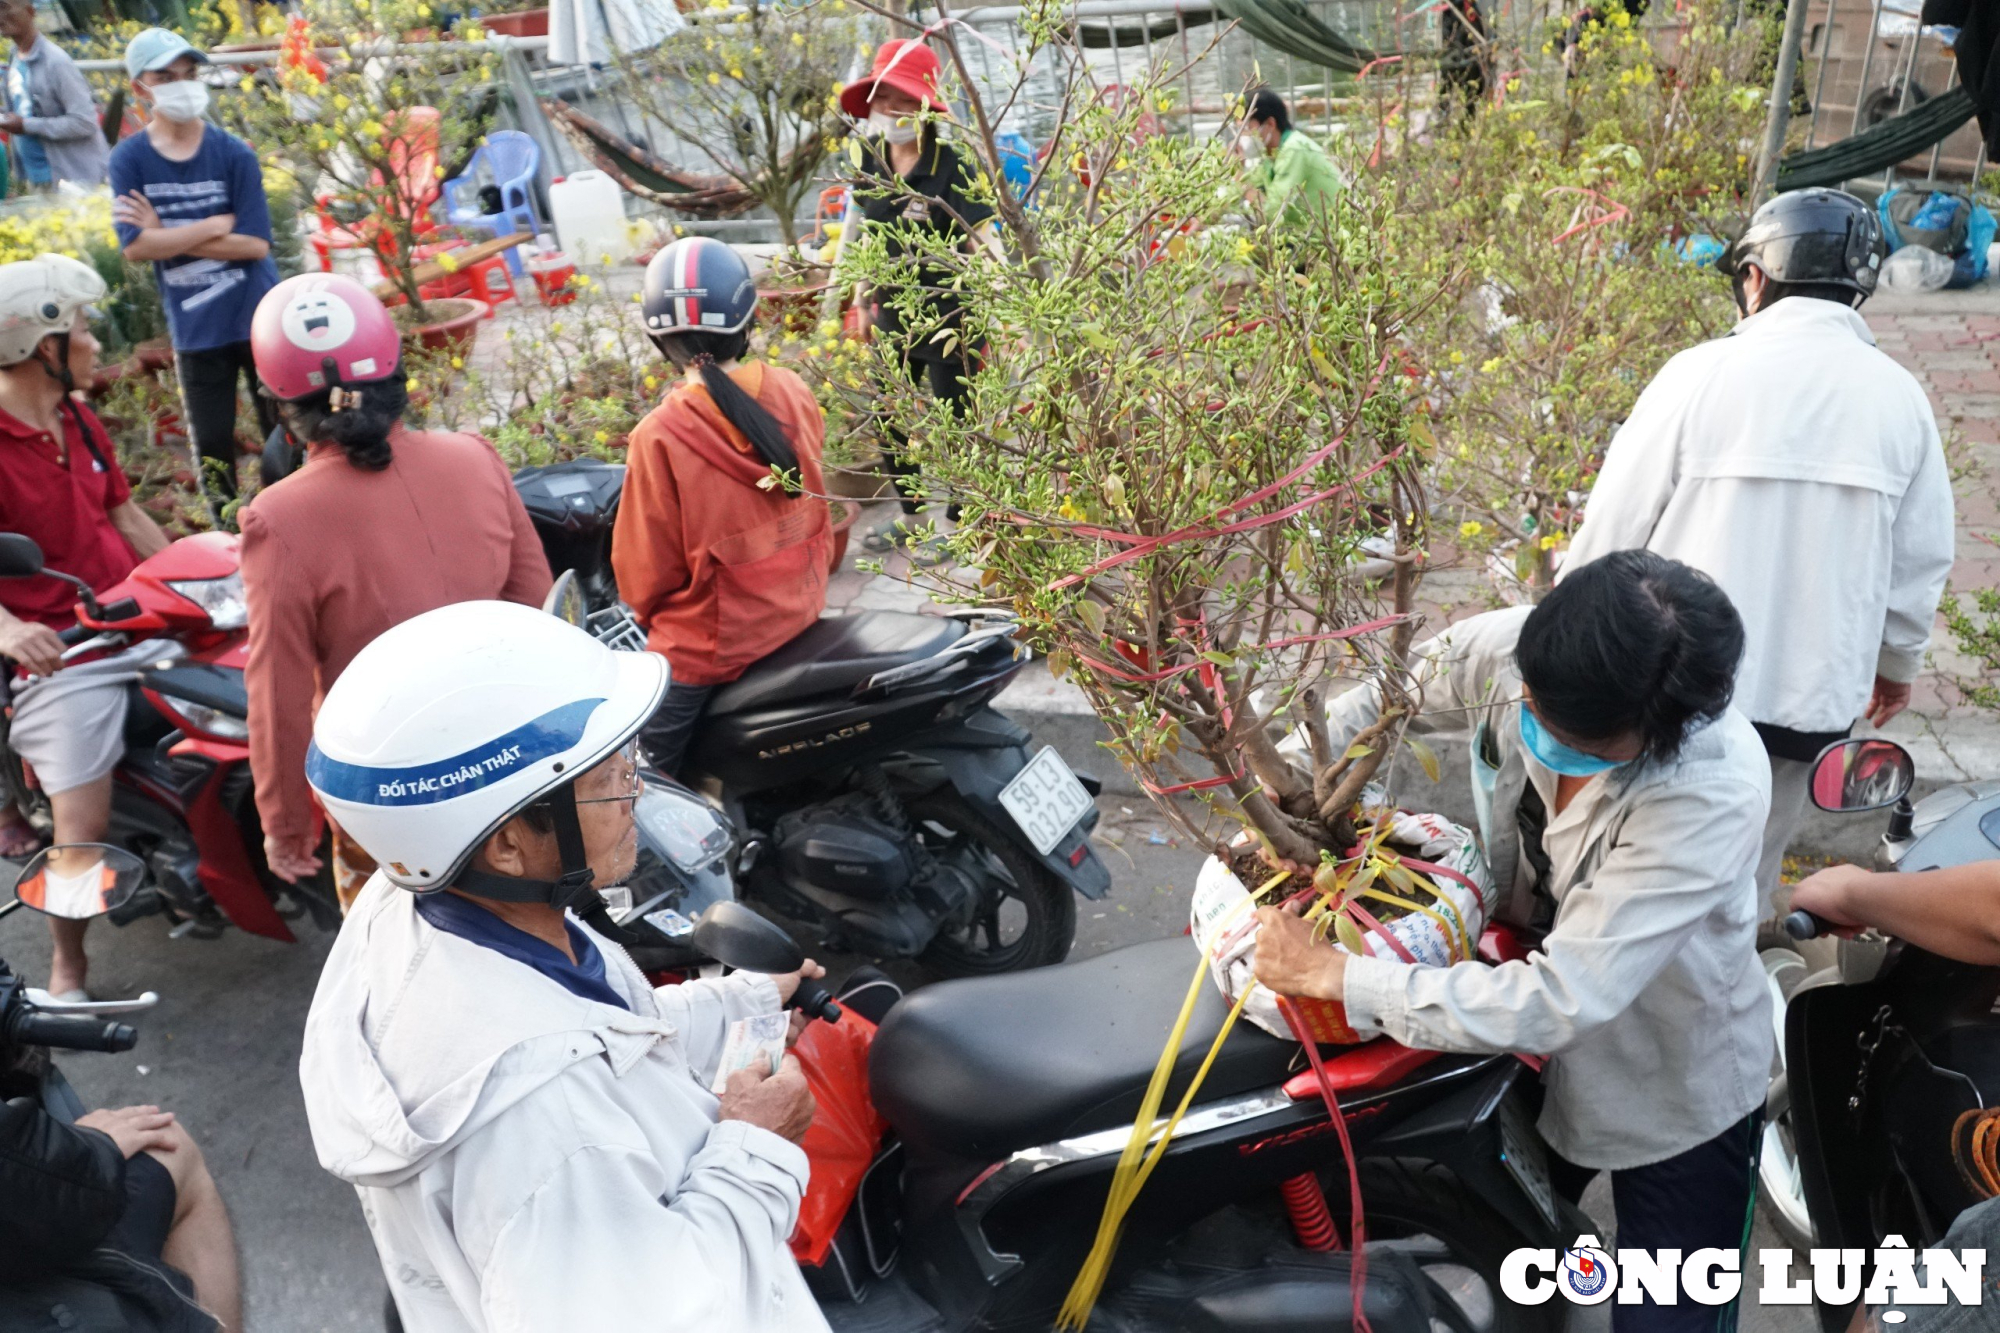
top-left (7, 643), bottom-right (153, 796)
top-left (105, 1149), bottom-right (177, 1262)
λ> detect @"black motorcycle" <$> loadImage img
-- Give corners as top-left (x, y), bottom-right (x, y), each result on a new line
top-left (517, 461), bottom-right (1112, 977)
top-left (1769, 737), bottom-right (2000, 1330)
top-left (686, 899), bottom-right (1584, 1333)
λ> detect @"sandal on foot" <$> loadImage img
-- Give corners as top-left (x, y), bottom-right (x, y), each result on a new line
top-left (0, 820), bottom-right (44, 860)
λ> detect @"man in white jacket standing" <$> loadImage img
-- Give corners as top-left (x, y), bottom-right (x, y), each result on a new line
top-left (296, 600), bottom-right (829, 1333)
top-left (1563, 187), bottom-right (1955, 912)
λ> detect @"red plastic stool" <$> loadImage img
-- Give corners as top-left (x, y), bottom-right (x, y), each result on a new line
top-left (412, 241), bottom-right (518, 315)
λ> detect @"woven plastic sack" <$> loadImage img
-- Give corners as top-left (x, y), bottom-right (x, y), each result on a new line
top-left (1191, 807), bottom-right (1494, 1044)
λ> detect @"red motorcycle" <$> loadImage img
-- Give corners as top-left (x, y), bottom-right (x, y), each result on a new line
top-left (0, 530), bottom-right (334, 942)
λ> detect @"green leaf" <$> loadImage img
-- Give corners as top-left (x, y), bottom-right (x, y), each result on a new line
top-left (1342, 742), bottom-right (1374, 760)
top-left (1076, 599), bottom-right (1106, 634)
top-left (1334, 913), bottom-right (1368, 956)
top-left (1407, 736), bottom-right (1442, 784)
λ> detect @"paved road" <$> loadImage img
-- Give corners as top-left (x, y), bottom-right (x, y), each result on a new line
top-left (1, 802), bottom-right (1812, 1332)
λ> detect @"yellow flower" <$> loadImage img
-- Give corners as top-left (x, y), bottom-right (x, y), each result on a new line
top-left (1539, 533), bottom-right (1561, 551)
top-left (594, 430), bottom-right (610, 444)
top-left (644, 374), bottom-right (659, 390)
top-left (791, 32), bottom-right (803, 45)
top-left (238, 76), bottom-right (254, 91)
top-left (1458, 520), bottom-right (1483, 539)
top-left (406, 378), bottom-right (419, 393)
top-left (450, 356), bottom-right (463, 369)
top-left (707, 72), bottom-right (721, 85)
top-left (1449, 350), bottom-right (1464, 364)
top-left (729, 68), bottom-right (744, 79)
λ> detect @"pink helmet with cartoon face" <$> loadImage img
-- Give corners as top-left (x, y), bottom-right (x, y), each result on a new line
top-left (250, 272), bottom-right (402, 402)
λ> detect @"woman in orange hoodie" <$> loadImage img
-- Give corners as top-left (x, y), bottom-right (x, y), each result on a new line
top-left (612, 237), bottom-right (831, 773)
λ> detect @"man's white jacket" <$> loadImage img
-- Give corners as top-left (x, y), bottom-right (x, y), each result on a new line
top-left (1564, 296), bottom-right (1955, 734)
top-left (299, 875), bottom-right (829, 1333)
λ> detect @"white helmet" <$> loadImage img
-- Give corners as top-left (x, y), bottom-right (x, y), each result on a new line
top-left (306, 600), bottom-right (667, 896)
top-left (0, 253), bottom-right (105, 368)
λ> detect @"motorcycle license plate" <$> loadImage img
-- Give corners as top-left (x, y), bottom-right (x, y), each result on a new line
top-left (1498, 1096), bottom-right (1559, 1229)
top-left (998, 746), bottom-right (1094, 856)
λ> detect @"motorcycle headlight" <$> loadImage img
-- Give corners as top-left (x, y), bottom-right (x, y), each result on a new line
top-left (166, 698), bottom-right (250, 741)
top-left (165, 573), bottom-right (248, 630)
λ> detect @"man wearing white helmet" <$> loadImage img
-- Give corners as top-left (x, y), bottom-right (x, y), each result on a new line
top-left (297, 600), bottom-right (828, 1333)
top-left (0, 253), bottom-right (169, 999)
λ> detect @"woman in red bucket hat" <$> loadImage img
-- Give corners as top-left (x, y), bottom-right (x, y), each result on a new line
top-left (842, 39), bottom-right (995, 565)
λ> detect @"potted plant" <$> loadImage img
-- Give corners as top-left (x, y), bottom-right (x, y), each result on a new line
top-left (612, 0), bottom-right (863, 277)
top-left (825, 38), bottom-right (1431, 874)
top-left (229, 0), bottom-right (499, 347)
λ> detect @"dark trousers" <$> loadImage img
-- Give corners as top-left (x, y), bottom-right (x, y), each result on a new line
top-left (1548, 1109), bottom-right (1764, 1333)
top-left (638, 682), bottom-right (717, 777)
top-left (883, 351), bottom-right (974, 519)
top-left (176, 340), bottom-right (278, 505)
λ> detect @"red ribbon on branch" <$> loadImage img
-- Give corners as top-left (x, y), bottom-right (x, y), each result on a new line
top-left (1069, 613), bottom-right (1412, 686)
top-left (1546, 186), bottom-right (1630, 246)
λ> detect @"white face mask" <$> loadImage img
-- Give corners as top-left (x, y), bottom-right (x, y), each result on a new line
top-left (147, 78), bottom-right (209, 123)
top-left (869, 110), bottom-right (920, 145)
top-left (1238, 132), bottom-right (1264, 158)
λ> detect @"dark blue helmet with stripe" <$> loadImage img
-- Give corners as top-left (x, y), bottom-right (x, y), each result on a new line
top-left (641, 236), bottom-right (758, 338)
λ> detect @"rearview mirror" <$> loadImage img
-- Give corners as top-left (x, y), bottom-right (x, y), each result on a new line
top-left (11, 844), bottom-right (145, 921)
top-left (1810, 738), bottom-right (1915, 813)
top-left (0, 533), bottom-right (44, 579)
top-left (691, 901), bottom-right (804, 975)
top-left (543, 569), bottom-right (586, 629)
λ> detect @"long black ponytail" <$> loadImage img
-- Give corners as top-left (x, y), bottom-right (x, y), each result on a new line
top-left (651, 328), bottom-right (801, 490)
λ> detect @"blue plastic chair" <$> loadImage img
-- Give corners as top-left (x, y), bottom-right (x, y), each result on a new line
top-left (441, 129), bottom-right (540, 274)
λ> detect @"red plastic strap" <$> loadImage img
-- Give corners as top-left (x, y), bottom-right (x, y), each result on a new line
top-left (1396, 856), bottom-right (1482, 897)
top-left (1341, 898), bottom-right (1419, 965)
top-left (1277, 998), bottom-right (1374, 1333)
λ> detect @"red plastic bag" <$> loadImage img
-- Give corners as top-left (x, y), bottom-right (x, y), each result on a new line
top-left (788, 1010), bottom-right (887, 1266)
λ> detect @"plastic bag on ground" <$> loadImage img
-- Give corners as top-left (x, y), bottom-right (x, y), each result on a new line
top-left (1881, 244), bottom-right (1957, 293)
top-left (1191, 806), bottom-right (1494, 1044)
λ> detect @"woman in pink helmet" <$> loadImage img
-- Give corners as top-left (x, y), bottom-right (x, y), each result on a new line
top-left (239, 273), bottom-right (551, 909)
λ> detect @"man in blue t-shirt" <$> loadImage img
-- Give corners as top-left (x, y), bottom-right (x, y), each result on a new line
top-left (111, 28), bottom-right (278, 507)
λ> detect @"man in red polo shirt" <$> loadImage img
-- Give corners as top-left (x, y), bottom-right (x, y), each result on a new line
top-left (0, 254), bottom-right (168, 998)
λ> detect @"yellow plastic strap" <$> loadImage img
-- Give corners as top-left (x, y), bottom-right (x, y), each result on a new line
top-left (1356, 885), bottom-right (1470, 962)
top-left (1057, 867), bottom-right (1289, 1329)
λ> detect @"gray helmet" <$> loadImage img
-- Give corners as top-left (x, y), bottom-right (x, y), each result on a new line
top-left (0, 253), bottom-right (105, 367)
top-left (1717, 188), bottom-right (1884, 299)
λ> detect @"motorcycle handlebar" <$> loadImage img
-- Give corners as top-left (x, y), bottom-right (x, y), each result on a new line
top-left (8, 1011), bottom-right (138, 1053)
top-left (56, 623), bottom-right (93, 647)
top-left (1782, 910), bottom-right (1830, 942)
top-left (788, 976), bottom-right (842, 1024)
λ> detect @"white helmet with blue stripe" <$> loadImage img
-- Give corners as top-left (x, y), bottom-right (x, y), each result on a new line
top-left (306, 600), bottom-right (667, 893)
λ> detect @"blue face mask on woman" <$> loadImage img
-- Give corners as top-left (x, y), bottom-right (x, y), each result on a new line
top-left (1517, 707), bottom-right (1625, 778)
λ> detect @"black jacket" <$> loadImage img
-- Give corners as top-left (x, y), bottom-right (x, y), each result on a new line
top-left (0, 1097), bottom-right (217, 1333)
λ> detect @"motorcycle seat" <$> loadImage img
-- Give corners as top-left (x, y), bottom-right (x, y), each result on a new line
top-left (870, 936), bottom-right (1301, 1160)
top-left (705, 612), bottom-right (965, 717)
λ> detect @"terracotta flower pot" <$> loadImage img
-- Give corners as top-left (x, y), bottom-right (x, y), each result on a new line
top-left (134, 338), bottom-right (175, 373)
top-left (481, 8), bottom-right (549, 37)
top-left (758, 282), bottom-right (831, 336)
top-left (397, 297), bottom-right (488, 355)
top-left (828, 498), bottom-right (859, 573)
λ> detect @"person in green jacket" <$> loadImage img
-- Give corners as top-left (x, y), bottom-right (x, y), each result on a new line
top-left (1241, 88), bottom-right (1343, 228)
